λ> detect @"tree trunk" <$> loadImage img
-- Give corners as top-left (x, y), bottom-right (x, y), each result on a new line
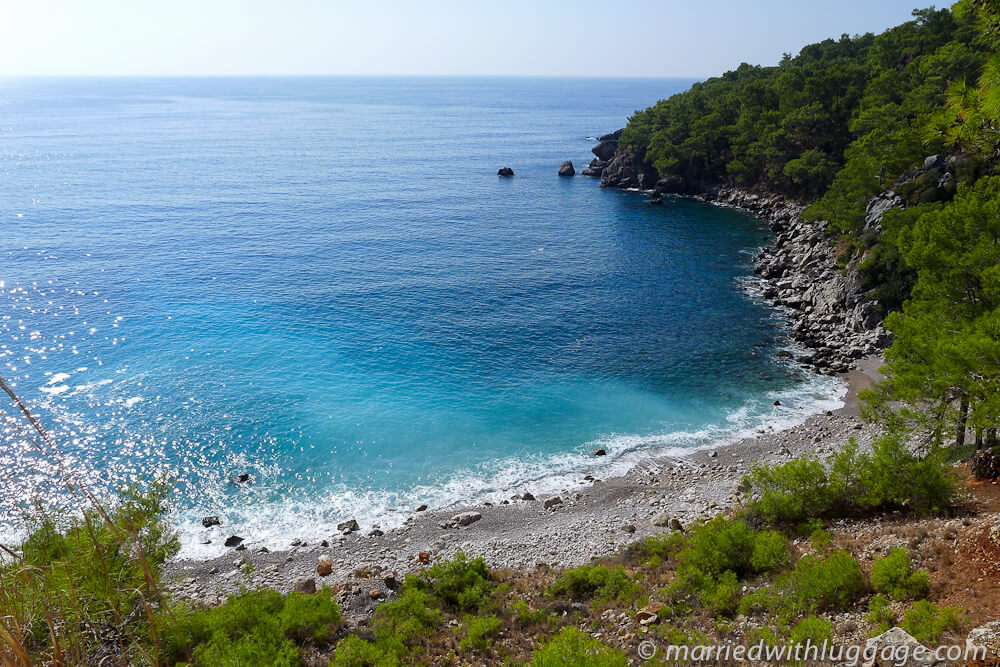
top-left (977, 427), bottom-right (984, 449)
top-left (957, 396), bottom-right (970, 448)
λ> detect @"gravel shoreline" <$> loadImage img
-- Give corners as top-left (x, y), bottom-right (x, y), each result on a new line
top-left (164, 357), bottom-right (884, 607)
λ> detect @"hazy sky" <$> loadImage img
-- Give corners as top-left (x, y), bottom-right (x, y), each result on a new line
top-left (2, 0), bottom-right (925, 77)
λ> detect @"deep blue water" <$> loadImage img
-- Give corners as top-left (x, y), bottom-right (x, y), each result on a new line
top-left (0, 77), bottom-right (842, 556)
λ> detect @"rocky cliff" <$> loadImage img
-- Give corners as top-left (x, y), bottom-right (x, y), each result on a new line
top-left (587, 133), bottom-right (895, 374)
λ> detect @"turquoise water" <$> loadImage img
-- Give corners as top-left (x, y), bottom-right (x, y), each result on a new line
top-left (0, 78), bottom-right (842, 556)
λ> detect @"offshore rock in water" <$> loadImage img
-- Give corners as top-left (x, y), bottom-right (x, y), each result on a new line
top-left (497, 166), bottom-right (515, 177)
top-left (201, 515), bottom-right (221, 528)
top-left (558, 161), bottom-right (575, 177)
top-left (224, 535), bottom-right (243, 548)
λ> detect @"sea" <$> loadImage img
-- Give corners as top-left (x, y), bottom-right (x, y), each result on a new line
top-left (0, 77), bottom-right (844, 558)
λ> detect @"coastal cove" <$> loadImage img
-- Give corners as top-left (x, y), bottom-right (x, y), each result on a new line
top-left (0, 77), bottom-right (845, 558)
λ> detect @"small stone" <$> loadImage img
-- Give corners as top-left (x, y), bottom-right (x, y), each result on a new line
top-left (416, 504), bottom-right (428, 512)
top-left (369, 589), bottom-right (382, 600)
top-left (669, 518), bottom-right (684, 532)
top-left (622, 524), bottom-right (636, 533)
top-left (383, 575), bottom-right (401, 590)
top-left (708, 451), bottom-right (718, 458)
top-left (201, 516), bottom-right (221, 528)
top-left (635, 603), bottom-right (662, 625)
top-left (369, 529), bottom-right (384, 537)
top-left (650, 512), bottom-right (672, 528)
top-left (418, 551), bottom-right (430, 564)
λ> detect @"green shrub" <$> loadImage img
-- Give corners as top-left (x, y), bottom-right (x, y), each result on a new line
top-left (330, 635), bottom-right (404, 667)
top-left (788, 616), bottom-right (833, 646)
top-left (531, 627), bottom-right (629, 667)
top-left (871, 549), bottom-right (930, 601)
top-left (867, 594), bottom-right (896, 635)
top-left (743, 434), bottom-right (956, 526)
top-left (548, 565), bottom-right (640, 603)
top-left (680, 517), bottom-right (787, 579)
top-left (459, 614), bottom-right (502, 652)
top-left (165, 586), bottom-right (343, 664)
top-left (510, 600), bottom-right (548, 626)
top-left (369, 588), bottom-right (442, 646)
top-left (743, 456), bottom-right (831, 524)
top-left (900, 600), bottom-right (963, 643)
top-left (408, 552), bottom-right (495, 613)
top-left (703, 570), bottom-right (741, 615)
top-left (790, 616), bottom-right (834, 646)
top-left (742, 550), bottom-right (866, 619)
top-left (624, 530), bottom-right (687, 568)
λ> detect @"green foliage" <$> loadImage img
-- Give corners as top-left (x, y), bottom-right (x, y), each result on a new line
top-left (510, 600), bottom-right (548, 627)
top-left (900, 600), bottom-right (963, 642)
top-left (547, 565), bottom-right (640, 603)
top-left (871, 549), bottom-right (931, 601)
top-left (459, 614), bottom-right (502, 652)
top-left (743, 434), bottom-right (956, 526)
top-left (2, 484), bottom-right (179, 663)
top-left (620, 5), bottom-right (983, 219)
top-left (867, 594), bottom-right (897, 634)
top-left (408, 552), bottom-right (495, 613)
top-left (742, 550), bottom-right (866, 620)
top-left (330, 635), bottom-right (403, 667)
top-left (624, 530), bottom-right (687, 568)
top-left (789, 616), bottom-right (834, 646)
top-left (531, 627), bottom-right (629, 667)
top-left (369, 588), bottom-right (442, 646)
top-left (165, 587), bottom-right (342, 664)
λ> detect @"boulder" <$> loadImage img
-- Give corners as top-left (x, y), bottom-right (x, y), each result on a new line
top-left (558, 161), bottom-right (575, 177)
top-left (669, 518), bottom-right (684, 532)
top-left (966, 620), bottom-right (1000, 662)
top-left (223, 535), bottom-right (243, 548)
top-left (543, 496), bottom-right (563, 509)
top-left (415, 504), bottom-right (428, 512)
top-left (316, 557), bottom-right (333, 577)
top-left (201, 516), bottom-right (221, 528)
top-left (591, 140), bottom-right (619, 162)
top-left (864, 627), bottom-right (938, 666)
top-left (452, 511), bottom-right (482, 527)
top-left (497, 167), bottom-right (515, 177)
top-left (592, 448), bottom-right (607, 457)
top-left (521, 492), bottom-right (536, 501)
top-left (650, 512), bottom-right (672, 528)
top-left (338, 519), bottom-right (360, 533)
top-left (231, 473), bottom-right (252, 485)
top-left (635, 602), bottom-right (662, 625)
top-left (294, 577), bottom-right (317, 594)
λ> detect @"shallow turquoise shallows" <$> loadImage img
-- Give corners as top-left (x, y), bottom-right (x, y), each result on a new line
top-left (0, 77), bottom-right (842, 556)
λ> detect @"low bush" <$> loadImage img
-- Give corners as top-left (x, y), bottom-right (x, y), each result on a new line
top-left (867, 594), bottom-right (896, 635)
top-left (790, 616), bottom-right (834, 646)
top-left (165, 587), bottom-right (342, 664)
top-left (900, 600), bottom-right (963, 643)
top-left (330, 635), bottom-right (404, 667)
top-left (871, 549), bottom-right (930, 601)
top-left (531, 626), bottom-right (629, 667)
top-left (459, 613), bottom-right (502, 652)
top-left (369, 588), bottom-right (442, 646)
top-left (2, 484), bottom-right (178, 664)
top-left (408, 552), bottom-right (495, 613)
top-left (547, 565), bottom-right (640, 603)
top-left (624, 530), bottom-right (687, 568)
top-left (742, 549), bottom-right (866, 619)
top-left (743, 433), bottom-right (956, 526)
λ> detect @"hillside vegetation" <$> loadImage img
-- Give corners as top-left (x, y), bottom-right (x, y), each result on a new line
top-left (622, 0), bottom-right (1000, 458)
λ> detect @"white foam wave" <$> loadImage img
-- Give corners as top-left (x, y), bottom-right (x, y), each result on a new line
top-left (174, 370), bottom-right (846, 560)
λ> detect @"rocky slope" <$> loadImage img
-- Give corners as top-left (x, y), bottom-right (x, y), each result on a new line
top-left (587, 132), bottom-right (894, 374)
